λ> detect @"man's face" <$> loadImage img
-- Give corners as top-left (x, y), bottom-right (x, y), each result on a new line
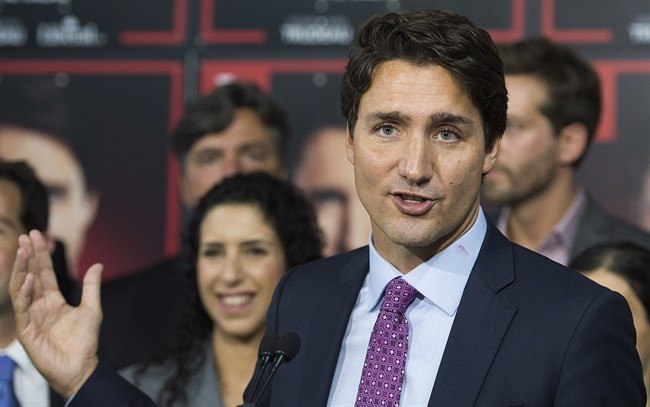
top-left (0, 179), bottom-right (24, 315)
top-left (0, 127), bottom-right (98, 275)
top-left (347, 60), bottom-right (498, 272)
top-left (482, 75), bottom-right (559, 205)
top-left (181, 108), bottom-right (284, 207)
top-left (295, 127), bottom-right (371, 257)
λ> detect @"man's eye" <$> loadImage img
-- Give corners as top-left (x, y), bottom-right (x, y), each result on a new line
top-left (376, 125), bottom-right (396, 137)
top-left (437, 129), bottom-right (459, 142)
top-left (194, 151), bottom-right (220, 165)
top-left (309, 189), bottom-right (347, 207)
top-left (505, 122), bottom-right (524, 134)
top-left (243, 148), bottom-right (268, 162)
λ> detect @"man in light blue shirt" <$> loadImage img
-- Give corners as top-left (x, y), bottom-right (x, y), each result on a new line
top-left (328, 212), bottom-right (485, 405)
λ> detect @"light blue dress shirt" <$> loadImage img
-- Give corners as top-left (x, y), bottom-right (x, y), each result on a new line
top-left (327, 210), bottom-right (487, 406)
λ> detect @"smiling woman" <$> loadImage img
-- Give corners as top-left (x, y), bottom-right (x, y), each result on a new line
top-left (120, 172), bottom-right (323, 407)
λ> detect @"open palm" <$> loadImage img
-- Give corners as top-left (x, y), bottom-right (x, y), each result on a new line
top-left (9, 230), bottom-right (103, 399)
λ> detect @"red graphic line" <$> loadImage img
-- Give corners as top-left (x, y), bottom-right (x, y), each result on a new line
top-left (488, 0), bottom-right (526, 43)
top-left (119, 0), bottom-right (188, 46)
top-left (541, 0), bottom-right (613, 43)
top-left (593, 60), bottom-right (650, 143)
top-left (200, 0), bottom-right (267, 45)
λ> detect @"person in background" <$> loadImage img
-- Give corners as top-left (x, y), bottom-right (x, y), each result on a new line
top-left (294, 124), bottom-right (371, 257)
top-left (0, 159), bottom-right (66, 406)
top-left (99, 81), bottom-right (291, 369)
top-left (119, 172), bottom-right (322, 406)
top-left (570, 242), bottom-right (650, 406)
top-left (0, 78), bottom-right (99, 282)
top-left (482, 37), bottom-right (650, 265)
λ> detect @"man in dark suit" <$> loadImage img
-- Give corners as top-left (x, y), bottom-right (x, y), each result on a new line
top-left (7, 9), bottom-right (646, 407)
top-left (482, 38), bottom-right (650, 265)
top-left (0, 159), bottom-right (67, 406)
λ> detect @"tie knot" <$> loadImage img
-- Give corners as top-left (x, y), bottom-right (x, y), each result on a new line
top-left (381, 278), bottom-right (417, 315)
top-left (0, 356), bottom-right (15, 383)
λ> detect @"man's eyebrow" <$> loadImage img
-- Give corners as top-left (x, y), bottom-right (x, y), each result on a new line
top-left (427, 112), bottom-right (474, 127)
top-left (239, 141), bottom-right (269, 149)
top-left (364, 111), bottom-right (412, 124)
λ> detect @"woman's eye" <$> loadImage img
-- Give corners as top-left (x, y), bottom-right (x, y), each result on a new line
top-left (247, 247), bottom-right (268, 256)
top-left (202, 248), bottom-right (223, 258)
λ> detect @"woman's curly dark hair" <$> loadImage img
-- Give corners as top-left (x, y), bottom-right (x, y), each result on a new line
top-left (140, 172), bottom-right (323, 406)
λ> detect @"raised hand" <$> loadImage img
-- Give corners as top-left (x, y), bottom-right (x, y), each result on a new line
top-left (9, 230), bottom-right (103, 399)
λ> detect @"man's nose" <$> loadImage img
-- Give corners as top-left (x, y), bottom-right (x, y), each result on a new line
top-left (398, 135), bottom-right (433, 186)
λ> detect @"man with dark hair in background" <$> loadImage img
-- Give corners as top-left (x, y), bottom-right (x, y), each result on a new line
top-left (7, 10), bottom-right (645, 406)
top-left (0, 159), bottom-right (68, 406)
top-left (482, 37), bottom-right (650, 265)
top-left (99, 81), bottom-right (291, 369)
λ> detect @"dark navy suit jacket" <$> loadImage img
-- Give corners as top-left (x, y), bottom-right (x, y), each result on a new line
top-left (71, 221), bottom-right (645, 406)
top-left (257, 221), bottom-right (645, 406)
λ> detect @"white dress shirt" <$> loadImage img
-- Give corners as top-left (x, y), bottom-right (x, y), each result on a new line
top-left (327, 210), bottom-right (487, 406)
top-left (2, 339), bottom-right (49, 406)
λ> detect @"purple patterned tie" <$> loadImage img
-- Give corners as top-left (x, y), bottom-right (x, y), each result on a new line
top-left (355, 277), bottom-right (418, 407)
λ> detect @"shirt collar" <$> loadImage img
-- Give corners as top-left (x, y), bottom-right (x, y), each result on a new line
top-left (1, 340), bottom-right (42, 383)
top-left (497, 187), bottom-right (586, 250)
top-left (547, 186), bottom-right (586, 248)
top-left (367, 209), bottom-right (487, 316)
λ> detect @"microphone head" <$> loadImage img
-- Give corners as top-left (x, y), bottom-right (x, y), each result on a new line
top-left (276, 332), bottom-right (301, 362)
top-left (260, 332), bottom-right (278, 357)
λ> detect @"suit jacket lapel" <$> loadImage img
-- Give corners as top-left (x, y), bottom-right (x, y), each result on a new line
top-left (50, 387), bottom-right (66, 407)
top-left (297, 248), bottom-right (370, 406)
top-left (428, 222), bottom-right (517, 406)
top-left (571, 195), bottom-right (609, 258)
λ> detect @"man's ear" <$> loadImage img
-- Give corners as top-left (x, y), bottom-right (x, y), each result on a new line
top-left (483, 137), bottom-right (501, 175)
top-left (557, 122), bottom-right (589, 166)
top-left (345, 126), bottom-right (355, 165)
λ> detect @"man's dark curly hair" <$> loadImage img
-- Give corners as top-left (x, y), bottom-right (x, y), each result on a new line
top-left (140, 172), bottom-right (323, 406)
top-left (171, 82), bottom-right (291, 170)
top-left (340, 9), bottom-right (507, 152)
top-left (0, 159), bottom-right (49, 232)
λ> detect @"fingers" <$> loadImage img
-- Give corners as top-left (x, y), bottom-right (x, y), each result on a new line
top-left (14, 273), bottom-right (35, 332)
top-left (10, 246), bottom-right (29, 309)
top-left (26, 230), bottom-right (60, 293)
top-left (81, 263), bottom-right (103, 318)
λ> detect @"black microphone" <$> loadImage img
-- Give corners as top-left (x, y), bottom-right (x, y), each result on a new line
top-left (250, 332), bottom-right (301, 405)
top-left (243, 332), bottom-right (278, 404)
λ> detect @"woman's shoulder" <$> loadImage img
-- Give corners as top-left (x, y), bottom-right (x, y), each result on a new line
top-left (119, 343), bottom-right (222, 406)
top-left (119, 358), bottom-right (177, 397)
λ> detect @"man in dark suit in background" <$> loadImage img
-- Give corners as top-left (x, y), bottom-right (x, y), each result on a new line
top-left (482, 38), bottom-right (650, 265)
top-left (7, 9), bottom-right (646, 407)
top-left (99, 81), bottom-right (290, 369)
top-left (0, 159), bottom-right (67, 406)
